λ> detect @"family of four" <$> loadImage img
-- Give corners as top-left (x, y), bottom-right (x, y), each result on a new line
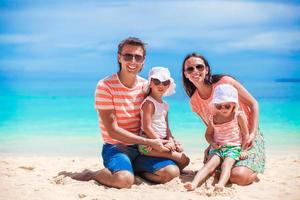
top-left (73, 37), bottom-right (265, 191)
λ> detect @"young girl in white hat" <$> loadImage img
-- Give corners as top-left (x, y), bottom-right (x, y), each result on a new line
top-left (184, 84), bottom-right (249, 192)
top-left (139, 66), bottom-right (190, 171)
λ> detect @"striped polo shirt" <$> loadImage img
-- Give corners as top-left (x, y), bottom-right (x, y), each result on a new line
top-left (95, 73), bottom-right (147, 144)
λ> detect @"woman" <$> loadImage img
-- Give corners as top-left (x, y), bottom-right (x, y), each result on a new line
top-left (182, 53), bottom-right (265, 185)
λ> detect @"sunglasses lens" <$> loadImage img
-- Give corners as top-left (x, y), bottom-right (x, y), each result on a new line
top-left (162, 80), bottom-right (171, 86)
top-left (225, 105), bottom-right (231, 110)
top-left (122, 54), bottom-right (144, 62)
top-left (134, 55), bottom-right (144, 62)
top-left (216, 105), bottom-right (222, 110)
top-left (123, 54), bottom-right (133, 61)
top-left (186, 64), bottom-right (205, 74)
top-left (196, 64), bottom-right (205, 71)
top-left (186, 67), bottom-right (194, 74)
top-left (152, 78), bottom-right (161, 85)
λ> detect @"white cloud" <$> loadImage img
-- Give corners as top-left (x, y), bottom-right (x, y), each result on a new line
top-left (1, 0), bottom-right (300, 54)
top-left (226, 30), bottom-right (300, 52)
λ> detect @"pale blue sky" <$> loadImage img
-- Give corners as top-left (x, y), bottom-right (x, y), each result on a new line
top-left (1, 0), bottom-right (300, 81)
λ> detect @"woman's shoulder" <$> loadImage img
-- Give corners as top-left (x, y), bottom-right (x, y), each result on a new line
top-left (214, 75), bottom-right (236, 85)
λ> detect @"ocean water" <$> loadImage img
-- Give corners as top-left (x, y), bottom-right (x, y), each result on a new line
top-left (0, 79), bottom-right (299, 156)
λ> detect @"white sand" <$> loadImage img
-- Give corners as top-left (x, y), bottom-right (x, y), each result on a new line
top-left (0, 153), bottom-right (299, 200)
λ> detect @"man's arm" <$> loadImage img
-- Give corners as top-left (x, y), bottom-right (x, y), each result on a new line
top-left (99, 109), bottom-right (165, 151)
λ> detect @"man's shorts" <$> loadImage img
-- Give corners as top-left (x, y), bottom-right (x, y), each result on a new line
top-left (209, 145), bottom-right (241, 160)
top-left (102, 143), bottom-right (176, 174)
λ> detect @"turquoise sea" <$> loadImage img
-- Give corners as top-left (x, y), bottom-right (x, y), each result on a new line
top-left (0, 78), bottom-right (299, 156)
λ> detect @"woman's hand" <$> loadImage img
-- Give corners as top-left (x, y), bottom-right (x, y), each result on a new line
top-left (245, 132), bottom-right (256, 150)
top-left (239, 151), bottom-right (248, 160)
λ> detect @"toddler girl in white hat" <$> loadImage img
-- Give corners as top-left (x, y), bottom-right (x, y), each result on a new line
top-left (139, 66), bottom-right (190, 171)
top-left (184, 84), bottom-right (249, 192)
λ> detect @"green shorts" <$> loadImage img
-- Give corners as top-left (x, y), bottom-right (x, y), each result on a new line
top-left (138, 144), bottom-right (151, 155)
top-left (209, 145), bottom-right (241, 160)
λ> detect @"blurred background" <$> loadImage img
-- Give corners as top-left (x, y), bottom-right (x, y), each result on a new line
top-left (0, 0), bottom-right (299, 156)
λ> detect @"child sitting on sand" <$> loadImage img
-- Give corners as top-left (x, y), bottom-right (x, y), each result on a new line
top-left (184, 84), bottom-right (249, 191)
top-left (139, 66), bottom-right (190, 170)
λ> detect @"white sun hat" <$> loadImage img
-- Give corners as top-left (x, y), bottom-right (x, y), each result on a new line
top-left (211, 84), bottom-right (238, 105)
top-left (143, 66), bottom-right (176, 96)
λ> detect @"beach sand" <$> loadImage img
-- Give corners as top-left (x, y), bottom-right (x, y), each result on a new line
top-left (0, 152), bottom-right (299, 200)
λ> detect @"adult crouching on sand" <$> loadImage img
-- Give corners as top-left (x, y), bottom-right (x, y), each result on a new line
top-left (182, 53), bottom-right (265, 186)
top-left (69, 37), bottom-right (179, 189)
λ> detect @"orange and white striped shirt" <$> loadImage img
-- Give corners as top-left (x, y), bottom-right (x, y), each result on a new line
top-left (95, 73), bottom-right (147, 144)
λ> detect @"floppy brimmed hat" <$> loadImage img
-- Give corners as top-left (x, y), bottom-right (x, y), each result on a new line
top-left (211, 84), bottom-right (238, 105)
top-left (143, 66), bottom-right (176, 96)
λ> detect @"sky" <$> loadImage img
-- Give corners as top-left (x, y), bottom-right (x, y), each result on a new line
top-left (0, 0), bottom-right (300, 82)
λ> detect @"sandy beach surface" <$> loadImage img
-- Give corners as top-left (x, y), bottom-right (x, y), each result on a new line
top-left (1, 151), bottom-right (299, 200)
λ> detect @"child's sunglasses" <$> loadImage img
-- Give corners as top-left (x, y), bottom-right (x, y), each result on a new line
top-left (185, 64), bottom-right (205, 74)
top-left (152, 78), bottom-right (171, 86)
top-left (215, 104), bottom-right (234, 110)
top-left (120, 53), bottom-right (144, 63)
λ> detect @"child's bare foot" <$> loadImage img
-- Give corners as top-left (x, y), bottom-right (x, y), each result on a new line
top-left (184, 182), bottom-right (196, 191)
top-left (214, 184), bottom-right (224, 192)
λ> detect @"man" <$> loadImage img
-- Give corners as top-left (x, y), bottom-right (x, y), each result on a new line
top-left (75, 37), bottom-right (179, 188)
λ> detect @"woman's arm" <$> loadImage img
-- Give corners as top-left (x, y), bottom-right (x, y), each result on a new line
top-left (230, 77), bottom-right (259, 139)
top-left (237, 113), bottom-right (250, 151)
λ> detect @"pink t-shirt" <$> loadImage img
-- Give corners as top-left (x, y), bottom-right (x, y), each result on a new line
top-left (190, 76), bottom-right (253, 130)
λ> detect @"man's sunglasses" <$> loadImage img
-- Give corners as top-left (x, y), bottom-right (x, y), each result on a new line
top-left (185, 64), bottom-right (205, 74)
top-left (152, 78), bottom-right (171, 86)
top-left (120, 53), bottom-right (144, 63)
top-left (215, 104), bottom-right (234, 110)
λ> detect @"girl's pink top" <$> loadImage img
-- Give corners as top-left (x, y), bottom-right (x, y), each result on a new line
top-left (190, 76), bottom-right (253, 130)
top-left (209, 111), bottom-right (245, 146)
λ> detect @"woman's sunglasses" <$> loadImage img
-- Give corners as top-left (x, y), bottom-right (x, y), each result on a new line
top-left (215, 104), bottom-right (234, 110)
top-left (185, 64), bottom-right (205, 74)
top-left (120, 53), bottom-right (144, 63)
top-left (152, 78), bottom-right (171, 86)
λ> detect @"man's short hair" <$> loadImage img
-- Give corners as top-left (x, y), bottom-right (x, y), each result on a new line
top-left (118, 37), bottom-right (147, 56)
top-left (117, 37), bottom-right (147, 71)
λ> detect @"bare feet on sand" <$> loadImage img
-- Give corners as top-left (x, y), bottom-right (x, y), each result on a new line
top-left (214, 183), bottom-right (224, 192)
top-left (58, 169), bottom-right (95, 181)
top-left (184, 182), bottom-right (196, 191)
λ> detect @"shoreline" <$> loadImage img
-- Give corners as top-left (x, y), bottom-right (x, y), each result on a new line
top-left (1, 151), bottom-right (300, 200)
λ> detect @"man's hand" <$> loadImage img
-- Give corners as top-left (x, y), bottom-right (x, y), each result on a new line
top-left (147, 139), bottom-right (169, 152)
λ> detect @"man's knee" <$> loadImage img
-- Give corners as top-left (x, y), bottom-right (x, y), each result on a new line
top-left (158, 165), bottom-right (180, 183)
top-left (113, 171), bottom-right (135, 188)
